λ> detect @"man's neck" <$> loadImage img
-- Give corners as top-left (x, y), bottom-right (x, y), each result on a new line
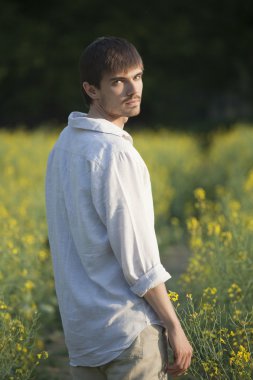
top-left (87, 105), bottom-right (128, 129)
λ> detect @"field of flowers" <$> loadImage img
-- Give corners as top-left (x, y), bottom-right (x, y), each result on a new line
top-left (0, 125), bottom-right (253, 379)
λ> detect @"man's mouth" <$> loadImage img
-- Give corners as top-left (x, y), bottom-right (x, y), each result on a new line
top-left (124, 97), bottom-right (141, 105)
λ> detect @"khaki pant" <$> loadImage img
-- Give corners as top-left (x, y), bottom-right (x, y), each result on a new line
top-left (70, 324), bottom-right (169, 380)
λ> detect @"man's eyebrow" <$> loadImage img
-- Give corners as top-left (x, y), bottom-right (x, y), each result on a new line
top-left (109, 71), bottom-right (143, 82)
top-left (109, 76), bottom-right (126, 82)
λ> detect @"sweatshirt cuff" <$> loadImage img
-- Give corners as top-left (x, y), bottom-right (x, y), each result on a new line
top-left (130, 264), bottom-right (171, 297)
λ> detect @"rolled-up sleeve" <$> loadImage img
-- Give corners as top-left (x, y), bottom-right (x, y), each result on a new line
top-left (91, 149), bottom-right (171, 297)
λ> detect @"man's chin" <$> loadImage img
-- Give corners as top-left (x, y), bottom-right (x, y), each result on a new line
top-left (126, 106), bottom-right (141, 117)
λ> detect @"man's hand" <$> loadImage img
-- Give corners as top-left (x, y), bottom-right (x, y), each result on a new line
top-left (166, 324), bottom-right (193, 377)
top-left (144, 283), bottom-right (193, 377)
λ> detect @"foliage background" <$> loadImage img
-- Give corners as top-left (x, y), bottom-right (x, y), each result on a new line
top-left (1, 126), bottom-right (253, 378)
top-left (1, 1), bottom-right (253, 378)
top-left (1, 0), bottom-right (253, 130)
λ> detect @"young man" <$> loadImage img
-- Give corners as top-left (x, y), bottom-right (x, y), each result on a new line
top-left (45, 37), bottom-right (192, 380)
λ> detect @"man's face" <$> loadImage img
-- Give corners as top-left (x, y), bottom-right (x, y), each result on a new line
top-left (95, 66), bottom-right (143, 122)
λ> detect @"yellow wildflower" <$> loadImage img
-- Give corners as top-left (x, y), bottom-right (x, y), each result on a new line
top-left (228, 200), bottom-right (241, 212)
top-left (168, 291), bottom-right (179, 302)
top-left (16, 343), bottom-right (22, 351)
top-left (24, 280), bottom-right (35, 291)
top-left (221, 231), bottom-right (233, 245)
top-left (244, 169), bottom-right (253, 192)
top-left (207, 222), bottom-right (221, 236)
top-left (37, 351), bottom-right (49, 360)
top-left (227, 283), bottom-right (242, 302)
top-left (187, 217), bottom-right (199, 232)
top-left (38, 250), bottom-right (48, 262)
top-left (0, 300), bottom-right (8, 310)
top-left (203, 287), bottom-right (217, 296)
top-left (230, 346), bottom-right (251, 366)
top-left (194, 187), bottom-right (206, 201)
top-left (22, 234), bottom-right (35, 245)
top-left (190, 237), bottom-right (203, 248)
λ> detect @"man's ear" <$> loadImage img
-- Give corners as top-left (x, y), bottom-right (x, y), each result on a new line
top-left (82, 82), bottom-right (99, 100)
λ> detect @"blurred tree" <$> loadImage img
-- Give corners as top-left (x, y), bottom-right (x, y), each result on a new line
top-left (0, 0), bottom-right (253, 130)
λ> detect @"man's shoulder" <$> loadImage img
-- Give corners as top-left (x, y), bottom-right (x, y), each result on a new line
top-left (92, 133), bottom-right (138, 170)
top-left (54, 125), bottom-right (136, 164)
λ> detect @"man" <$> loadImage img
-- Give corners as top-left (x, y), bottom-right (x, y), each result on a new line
top-left (46, 36), bottom-right (192, 380)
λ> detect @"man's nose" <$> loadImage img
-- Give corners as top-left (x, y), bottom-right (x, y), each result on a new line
top-left (126, 81), bottom-right (137, 96)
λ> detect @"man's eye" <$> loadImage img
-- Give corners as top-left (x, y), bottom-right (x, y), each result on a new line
top-left (134, 74), bottom-right (142, 80)
top-left (112, 80), bottom-right (122, 86)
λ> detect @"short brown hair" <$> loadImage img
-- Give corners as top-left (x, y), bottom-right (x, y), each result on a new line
top-left (79, 36), bottom-right (143, 105)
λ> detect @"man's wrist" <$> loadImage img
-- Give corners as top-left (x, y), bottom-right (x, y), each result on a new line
top-left (164, 317), bottom-right (182, 331)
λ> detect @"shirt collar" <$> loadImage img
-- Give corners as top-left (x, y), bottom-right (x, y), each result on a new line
top-left (68, 111), bottom-right (133, 144)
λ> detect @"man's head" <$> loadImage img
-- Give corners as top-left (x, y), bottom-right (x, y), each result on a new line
top-left (79, 36), bottom-right (143, 106)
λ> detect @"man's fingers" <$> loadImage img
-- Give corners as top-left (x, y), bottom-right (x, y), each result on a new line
top-left (167, 361), bottom-right (186, 376)
top-left (167, 351), bottom-right (186, 370)
top-left (173, 355), bottom-right (192, 377)
top-left (167, 333), bottom-right (193, 376)
top-left (180, 351), bottom-right (192, 372)
top-left (167, 349), bottom-right (192, 376)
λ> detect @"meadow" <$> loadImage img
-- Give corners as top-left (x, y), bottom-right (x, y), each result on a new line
top-left (0, 125), bottom-right (252, 379)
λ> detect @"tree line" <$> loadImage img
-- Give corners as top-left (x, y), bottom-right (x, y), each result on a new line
top-left (1, 0), bottom-right (253, 131)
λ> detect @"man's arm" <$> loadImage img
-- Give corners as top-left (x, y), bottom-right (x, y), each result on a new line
top-left (91, 151), bottom-right (192, 376)
top-left (91, 150), bottom-right (171, 295)
top-left (144, 283), bottom-right (193, 377)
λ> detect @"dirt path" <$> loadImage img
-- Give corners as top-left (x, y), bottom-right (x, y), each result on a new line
top-left (38, 330), bottom-right (70, 380)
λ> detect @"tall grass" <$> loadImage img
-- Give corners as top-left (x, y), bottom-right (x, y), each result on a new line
top-left (1, 125), bottom-right (253, 378)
